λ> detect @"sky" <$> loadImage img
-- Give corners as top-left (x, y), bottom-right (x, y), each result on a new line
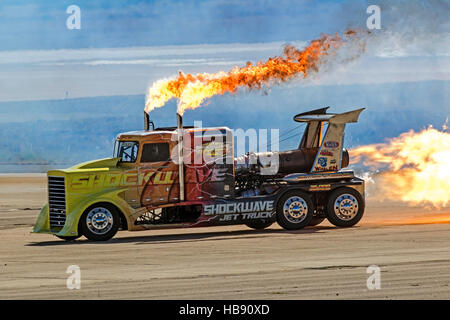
top-left (0, 0), bottom-right (449, 102)
top-left (0, 0), bottom-right (350, 50)
top-left (0, 0), bottom-right (446, 51)
top-left (0, 0), bottom-right (449, 170)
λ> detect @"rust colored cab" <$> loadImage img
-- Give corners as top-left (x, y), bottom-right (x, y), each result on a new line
top-left (115, 130), bottom-right (179, 209)
top-left (115, 127), bottom-right (234, 210)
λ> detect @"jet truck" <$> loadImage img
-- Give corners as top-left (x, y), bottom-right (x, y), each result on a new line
top-left (33, 107), bottom-right (365, 241)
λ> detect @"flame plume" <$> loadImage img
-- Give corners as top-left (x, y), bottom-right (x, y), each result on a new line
top-left (351, 125), bottom-right (450, 208)
top-left (145, 30), bottom-right (363, 115)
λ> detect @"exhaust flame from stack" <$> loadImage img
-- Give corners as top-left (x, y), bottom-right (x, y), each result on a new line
top-left (145, 30), bottom-right (364, 115)
top-left (351, 125), bottom-right (450, 208)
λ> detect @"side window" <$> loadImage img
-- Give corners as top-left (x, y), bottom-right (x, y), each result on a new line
top-left (141, 143), bottom-right (170, 163)
top-left (116, 141), bottom-right (139, 163)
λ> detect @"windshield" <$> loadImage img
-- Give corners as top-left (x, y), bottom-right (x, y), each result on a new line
top-left (114, 140), bottom-right (139, 162)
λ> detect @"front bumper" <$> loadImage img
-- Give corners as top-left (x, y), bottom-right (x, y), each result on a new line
top-left (32, 203), bottom-right (80, 237)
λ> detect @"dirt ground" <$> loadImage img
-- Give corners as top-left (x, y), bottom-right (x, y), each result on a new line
top-left (1, 174), bottom-right (450, 299)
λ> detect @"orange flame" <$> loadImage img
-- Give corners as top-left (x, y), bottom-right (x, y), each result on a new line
top-left (351, 125), bottom-right (450, 208)
top-left (145, 30), bottom-right (362, 115)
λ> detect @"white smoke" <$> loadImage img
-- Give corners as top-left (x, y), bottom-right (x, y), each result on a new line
top-left (363, 0), bottom-right (449, 57)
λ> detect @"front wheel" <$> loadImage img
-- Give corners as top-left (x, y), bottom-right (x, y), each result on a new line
top-left (326, 187), bottom-right (365, 227)
top-left (276, 190), bottom-right (314, 230)
top-left (79, 204), bottom-right (120, 241)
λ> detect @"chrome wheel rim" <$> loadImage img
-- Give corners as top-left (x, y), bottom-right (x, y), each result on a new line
top-left (86, 207), bottom-right (113, 235)
top-left (283, 196), bottom-right (308, 223)
top-left (334, 194), bottom-right (359, 221)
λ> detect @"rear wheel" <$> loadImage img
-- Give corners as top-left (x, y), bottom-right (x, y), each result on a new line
top-left (80, 204), bottom-right (120, 241)
top-left (245, 220), bottom-right (274, 230)
top-left (276, 190), bottom-right (313, 230)
top-left (326, 187), bottom-right (365, 227)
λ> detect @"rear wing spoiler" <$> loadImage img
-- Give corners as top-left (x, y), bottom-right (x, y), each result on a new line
top-left (294, 107), bottom-right (365, 173)
top-left (294, 107), bottom-right (364, 123)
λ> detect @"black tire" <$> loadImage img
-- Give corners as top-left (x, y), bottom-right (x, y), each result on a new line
top-left (308, 217), bottom-right (325, 226)
top-left (56, 235), bottom-right (81, 241)
top-left (79, 203), bottom-right (120, 241)
top-left (326, 187), bottom-right (365, 227)
top-left (245, 219), bottom-right (274, 230)
top-left (276, 190), bottom-right (314, 230)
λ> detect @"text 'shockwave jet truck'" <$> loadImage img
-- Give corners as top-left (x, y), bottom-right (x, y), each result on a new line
top-left (33, 107), bottom-right (365, 241)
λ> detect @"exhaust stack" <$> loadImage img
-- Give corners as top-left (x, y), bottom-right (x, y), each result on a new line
top-left (144, 112), bottom-right (154, 131)
top-left (177, 113), bottom-right (185, 202)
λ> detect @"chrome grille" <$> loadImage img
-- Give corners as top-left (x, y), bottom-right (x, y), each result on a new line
top-left (48, 176), bottom-right (66, 228)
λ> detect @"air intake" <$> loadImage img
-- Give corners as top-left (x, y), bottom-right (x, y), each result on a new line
top-left (48, 176), bottom-right (66, 229)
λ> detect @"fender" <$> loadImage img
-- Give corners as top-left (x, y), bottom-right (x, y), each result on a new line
top-left (32, 204), bottom-right (51, 234)
top-left (274, 185), bottom-right (311, 205)
top-left (51, 188), bottom-right (134, 237)
top-left (61, 188), bottom-right (133, 236)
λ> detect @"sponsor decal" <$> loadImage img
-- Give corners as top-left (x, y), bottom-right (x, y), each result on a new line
top-left (330, 159), bottom-right (337, 164)
top-left (319, 150), bottom-right (334, 156)
top-left (294, 171), bottom-right (354, 180)
top-left (309, 184), bottom-right (331, 191)
top-left (314, 165), bottom-right (338, 172)
top-left (324, 141), bottom-right (339, 148)
top-left (218, 211), bottom-right (273, 222)
top-left (70, 171), bottom-right (175, 189)
top-left (317, 157), bottom-right (328, 168)
top-left (204, 200), bottom-right (274, 215)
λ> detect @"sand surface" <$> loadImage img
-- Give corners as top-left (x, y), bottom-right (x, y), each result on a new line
top-left (1, 174), bottom-right (450, 299)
